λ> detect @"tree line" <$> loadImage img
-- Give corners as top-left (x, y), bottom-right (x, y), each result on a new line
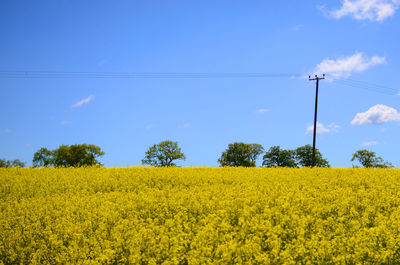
top-left (0, 158), bottom-right (25, 168)
top-left (0, 141), bottom-right (394, 168)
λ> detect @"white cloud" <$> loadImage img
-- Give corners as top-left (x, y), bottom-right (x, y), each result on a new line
top-left (257, 108), bottom-right (269, 114)
top-left (307, 122), bottom-right (330, 134)
top-left (313, 52), bottom-right (386, 80)
top-left (327, 122), bottom-right (341, 132)
top-left (361, 141), bottom-right (379, 146)
top-left (331, 0), bottom-right (400, 22)
top-left (72, 95), bottom-right (94, 108)
top-left (306, 122), bottom-right (341, 134)
top-left (351, 104), bottom-right (400, 125)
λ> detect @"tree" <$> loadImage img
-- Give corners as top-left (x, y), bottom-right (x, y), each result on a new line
top-left (262, 146), bottom-right (297, 167)
top-left (142, 140), bottom-right (186, 167)
top-left (351, 149), bottom-right (393, 168)
top-left (218, 142), bottom-right (264, 167)
top-left (295, 145), bottom-right (329, 167)
top-left (52, 145), bottom-right (71, 167)
top-left (54, 144), bottom-right (104, 167)
top-left (33, 147), bottom-right (54, 167)
top-left (32, 144), bottom-right (104, 167)
top-left (11, 159), bottom-right (25, 167)
top-left (0, 158), bottom-right (25, 168)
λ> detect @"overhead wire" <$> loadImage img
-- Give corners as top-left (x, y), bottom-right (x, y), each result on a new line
top-left (0, 70), bottom-right (299, 79)
top-left (335, 79), bottom-right (398, 96)
top-left (0, 70), bottom-right (397, 96)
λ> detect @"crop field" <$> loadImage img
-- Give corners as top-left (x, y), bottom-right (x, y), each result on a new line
top-left (1, 167), bottom-right (400, 264)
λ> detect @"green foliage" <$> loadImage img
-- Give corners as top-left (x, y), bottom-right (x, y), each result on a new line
top-left (262, 146), bottom-right (297, 168)
top-left (0, 158), bottom-right (25, 168)
top-left (295, 145), bottom-right (329, 167)
top-left (218, 142), bottom-right (264, 167)
top-left (142, 140), bottom-right (186, 167)
top-left (351, 149), bottom-right (393, 168)
top-left (32, 144), bottom-right (104, 167)
top-left (33, 147), bottom-right (54, 167)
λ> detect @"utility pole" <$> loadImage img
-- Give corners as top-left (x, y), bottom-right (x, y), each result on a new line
top-left (309, 74), bottom-right (325, 167)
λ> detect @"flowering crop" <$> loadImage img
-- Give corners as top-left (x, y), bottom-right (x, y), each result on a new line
top-left (1, 167), bottom-right (400, 264)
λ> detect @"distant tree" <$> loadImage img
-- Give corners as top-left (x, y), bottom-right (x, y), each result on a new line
top-left (33, 144), bottom-right (104, 167)
top-left (33, 147), bottom-right (54, 167)
top-left (53, 144), bottom-right (104, 167)
top-left (0, 158), bottom-right (25, 168)
top-left (263, 146), bottom-right (297, 167)
top-left (11, 159), bottom-right (25, 167)
top-left (0, 159), bottom-right (7, 168)
top-left (52, 145), bottom-right (71, 167)
top-left (142, 140), bottom-right (186, 167)
top-left (351, 149), bottom-right (393, 168)
top-left (295, 145), bottom-right (329, 167)
top-left (218, 142), bottom-right (264, 167)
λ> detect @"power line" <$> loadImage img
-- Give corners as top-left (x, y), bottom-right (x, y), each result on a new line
top-left (0, 70), bottom-right (397, 96)
top-left (0, 70), bottom-right (299, 79)
top-left (335, 79), bottom-right (398, 96)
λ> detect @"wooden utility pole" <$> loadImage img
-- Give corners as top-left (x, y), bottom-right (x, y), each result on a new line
top-left (309, 74), bottom-right (325, 167)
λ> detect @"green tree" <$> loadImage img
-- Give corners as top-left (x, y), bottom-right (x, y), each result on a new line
top-left (142, 140), bottom-right (186, 167)
top-left (0, 158), bottom-right (25, 168)
top-left (218, 142), bottom-right (264, 167)
top-left (295, 145), bottom-right (329, 167)
top-left (262, 146), bottom-right (297, 167)
top-left (33, 147), bottom-right (54, 167)
top-left (53, 145), bottom-right (71, 167)
top-left (54, 144), bottom-right (104, 167)
top-left (351, 149), bottom-right (393, 168)
top-left (33, 144), bottom-right (104, 167)
top-left (11, 159), bottom-right (25, 167)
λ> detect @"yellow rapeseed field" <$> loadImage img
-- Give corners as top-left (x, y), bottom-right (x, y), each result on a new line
top-left (1, 167), bottom-right (400, 264)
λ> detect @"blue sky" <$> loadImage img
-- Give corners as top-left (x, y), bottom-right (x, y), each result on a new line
top-left (1, 0), bottom-right (400, 167)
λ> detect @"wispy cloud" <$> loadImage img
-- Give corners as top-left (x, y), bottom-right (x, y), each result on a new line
top-left (313, 52), bottom-right (386, 80)
top-left (60, 121), bottom-right (72, 126)
top-left (97, 60), bottom-right (107, 67)
top-left (328, 123), bottom-right (341, 132)
top-left (351, 104), bottom-right (400, 125)
top-left (1, 128), bottom-right (11, 133)
top-left (306, 122), bottom-right (341, 134)
top-left (361, 141), bottom-right (379, 147)
top-left (256, 108), bottom-right (269, 114)
top-left (291, 24), bottom-right (304, 31)
top-left (72, 95), bottom-right (94, 108)
top-left (330, 0), bottom-right (400, 22)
